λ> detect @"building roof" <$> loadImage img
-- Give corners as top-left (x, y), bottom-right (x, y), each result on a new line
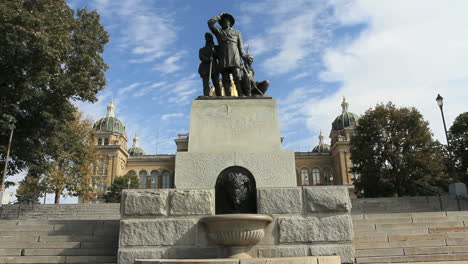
top-left (93, 99), bottom-right (126, 135)
top-left (332, 97), bottom-right (359, 131)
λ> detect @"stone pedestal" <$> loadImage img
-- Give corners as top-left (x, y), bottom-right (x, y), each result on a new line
top-left (449, 182), bottom-right (468, 197)
top-left (175, 98), bottom-right (296, 189)
top-left (118, 187), bottom-right (354, 264)
top-left (0, 191), bottom-right (10, 205)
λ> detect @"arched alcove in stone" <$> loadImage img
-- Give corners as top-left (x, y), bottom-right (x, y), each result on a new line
top-left (215, 166), bottom-right (257, 214)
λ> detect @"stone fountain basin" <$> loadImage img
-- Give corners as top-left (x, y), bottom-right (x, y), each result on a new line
top-left (200, 214), bottom-right (273, 247)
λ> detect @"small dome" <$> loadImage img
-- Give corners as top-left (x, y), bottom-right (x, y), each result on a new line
top-left (332, 97), bottom-right (359, 131)
top-left (312, 130), bottom-right (330, 153)
top-left (128, 134), bottom-right (145, 156)
top-left (93, 99), bottom-right (126, 135)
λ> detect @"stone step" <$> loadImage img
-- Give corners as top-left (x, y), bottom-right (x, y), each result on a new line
top-left (354, 234), bottom-right (388, 242)
top-left (356, 248), bottom-right (404, 257)
top-left (355, 227), bottom-right (429, 236)
top-left (0, 249), bottom-right (21, 256)
top-left (0, 236), bottom-right (39, 242)
top-left (22, 248), bottom-right (117, 256)
top-left (0, 255), bottom-right (116, 263)
top-left (375, 222), bottom-right (463, 231)
top-left (355, 239), bottom-right (446, 250)
top-left (361, 212), bottom-right (448, 219)
top-left (0, 242), bottom-right (80, 249)
top-left (356, 253), bottom-right (468, 263)
top-left (430, 226), bottom-right (468, 233)
top-left (404, 245), bottom-right (468, 255)
top-left (386, 260), bottom-right (468, 264)
top-left (389, 232), bottom-right (468, 241)
top-left (38, 235), bottom-right (118, 242)
top-left (353, 217), bottom-right (413, 225)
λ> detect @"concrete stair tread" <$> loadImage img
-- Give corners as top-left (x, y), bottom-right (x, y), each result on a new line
top-left (356, 252), bottom-right (468, 263)
top-left (0, 255), bottom-right (116, 263)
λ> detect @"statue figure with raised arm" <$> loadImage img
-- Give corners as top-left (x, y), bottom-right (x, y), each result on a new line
top-left (208, 13), bottom-right (249, 96)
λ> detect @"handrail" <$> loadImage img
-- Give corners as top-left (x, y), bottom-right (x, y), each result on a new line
top-left (412, 179), bottom-right (448, 196)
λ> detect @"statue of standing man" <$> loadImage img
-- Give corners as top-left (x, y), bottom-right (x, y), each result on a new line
top-left (198, 33), bottom-right (222, 96)
top-left (208, 13), bottom-right (250, 97)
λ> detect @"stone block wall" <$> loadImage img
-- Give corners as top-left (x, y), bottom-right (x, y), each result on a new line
top-left (118, 187), bottom-right (354, 264)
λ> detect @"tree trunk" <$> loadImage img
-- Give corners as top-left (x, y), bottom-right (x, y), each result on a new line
top-left (54, 189), bottom-right (61, 204)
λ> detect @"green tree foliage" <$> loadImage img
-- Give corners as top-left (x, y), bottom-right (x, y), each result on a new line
top-left (16, 166), bottom-right (47, 204)
top-left (104, 173), bottom-right (139, 203)
top-left (449, 112), bottom-right (468, 183)
top-left (351, 102), bottom-right (449, 197)
top-left (41, 112), bottom-right (98, 204)
top-left (0, 0), bottom-right (108, 187)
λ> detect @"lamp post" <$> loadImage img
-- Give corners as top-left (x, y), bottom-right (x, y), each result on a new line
top-left (436, 94), bottom-right (450, 147)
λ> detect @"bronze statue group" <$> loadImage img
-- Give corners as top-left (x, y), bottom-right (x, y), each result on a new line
top-left (198, 13), bottom-right (269, 97)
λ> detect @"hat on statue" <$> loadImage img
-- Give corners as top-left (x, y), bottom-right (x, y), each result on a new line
top-left (220, 13), bottom-right (235, 26)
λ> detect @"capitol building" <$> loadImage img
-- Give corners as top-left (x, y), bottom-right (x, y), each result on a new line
top-left (85, 97), bottom-right (359, 202)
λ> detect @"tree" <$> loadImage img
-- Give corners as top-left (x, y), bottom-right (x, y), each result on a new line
top-left (449, 112), bottom-right (468, 184)
top-left (351, 102), bottom-right (449, 197)
top-left (104, 173), bottom-right (139, 203)
top-left (41, 112), bottom-right (98, 204)
top-left (15, 166), bottom-right (47, 204)
top-left (0, 0), bottom-right (108, 187)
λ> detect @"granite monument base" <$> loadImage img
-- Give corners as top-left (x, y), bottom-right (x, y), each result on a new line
top-left (118, 187), bottom-right (354, 264)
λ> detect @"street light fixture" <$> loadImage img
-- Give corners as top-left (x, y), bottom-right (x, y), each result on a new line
top-left (436, 94), bottom-right (450, 147)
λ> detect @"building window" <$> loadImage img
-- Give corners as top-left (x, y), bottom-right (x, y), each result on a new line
top-left (324, 167), bottom-right (333, 185)
top-left (139, 170), bottom-right (148, 188)
top-left (162, 170), bottom-right (171, 189)
top-left (150, 170), bottom-right (159, 188)
top-left (97, 138), bottom-right (102, 145)
top-left (95, 160), bottom-right (108, 176)
top-left (104, 137), bottom-right (109, 145)
top-left (312, 168), bottom-right (321, 185)
top-left (300, 168), bottom-right (309, 186)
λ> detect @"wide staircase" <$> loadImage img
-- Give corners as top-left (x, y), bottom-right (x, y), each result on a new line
top-left (353, 196), bottom-right (468, 264)
top-left (0, 204), bottom-right (120, 264)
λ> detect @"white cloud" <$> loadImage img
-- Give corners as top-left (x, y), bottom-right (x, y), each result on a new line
top-left (310, 0), bottom-right (468, 144)
top-left (161, 113), bottom-right (184, 121)
top-left (76, 0), bottom-right (183, 73)
top-left (153, 51), bottom-right (186, 74)
top-left (117, 82), bottom-right (143, 96)
top-left (240, 0), bottom-right (335, 75)
top-left (134, 82), bottom-right (167, 97)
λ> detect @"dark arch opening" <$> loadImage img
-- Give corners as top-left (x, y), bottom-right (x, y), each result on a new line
top-left (215, 166), bottom-right (257, 214)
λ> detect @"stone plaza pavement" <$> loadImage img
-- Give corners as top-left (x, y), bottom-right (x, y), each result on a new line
top-left (1, 196), bottom-right (468, 263)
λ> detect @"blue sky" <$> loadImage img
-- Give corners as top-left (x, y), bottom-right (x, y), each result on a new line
top-left (6, 0), bottom-right (468, 203)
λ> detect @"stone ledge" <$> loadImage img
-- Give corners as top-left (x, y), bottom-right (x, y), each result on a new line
top-left (122, 189), bottom-right (169, 217)
top-left (257, 188), bottom-right (302, 214)
top-left (120, 219), bottom-right (197, 246)
top-left (304, 186), bottom-right (351, 213)
top-left (134, 256), bottom-right (341, 264)
top-left (278, 215), bottom-right (353, 243)
top-left (170, 190), bottom-right (214, 216)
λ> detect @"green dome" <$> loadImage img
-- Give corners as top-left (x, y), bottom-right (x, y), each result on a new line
top-left (332, 97), bottom-right (359, 131)
top-left (128, 146), bottom-right (145, 156)
top-left (128, 134), bottom-right (145, 156)
top-left (93, 116), bottom-right (126, 135)
top-left (312, 130), bottom-right (330, 153)
top-left (312, 143), bottom-right (330, 153)
top-left (93, 99), bottom-right (126, 135)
